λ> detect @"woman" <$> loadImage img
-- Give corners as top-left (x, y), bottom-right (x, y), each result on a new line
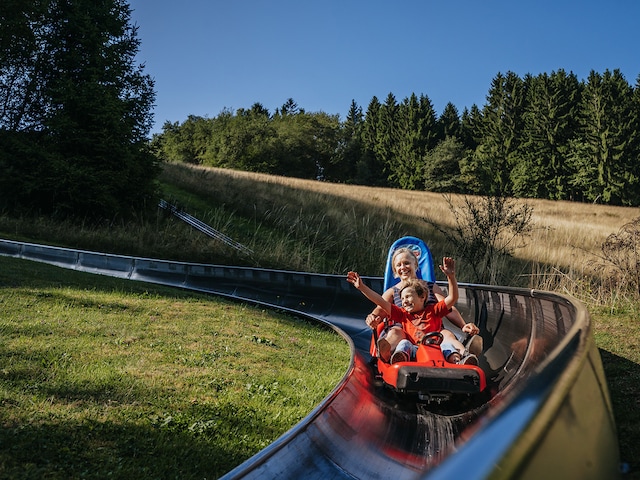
top-left (366, 247), bottom-right (481, 364)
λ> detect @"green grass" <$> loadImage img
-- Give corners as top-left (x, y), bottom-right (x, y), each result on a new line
top-left (591, 304), bottom-right (640, 477)
top-left (0, 256), bottom-right (350, 478)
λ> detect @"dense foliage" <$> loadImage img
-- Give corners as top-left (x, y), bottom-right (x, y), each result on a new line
top-left (153, 69), bottom-right (640, 206)
top-left (0, 0), bottom-right (158, 220)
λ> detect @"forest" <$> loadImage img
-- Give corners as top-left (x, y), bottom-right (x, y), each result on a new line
top-left (2, 0), bottom-right (640, 222)
top-left (152, 69), bottom-right (640, 206)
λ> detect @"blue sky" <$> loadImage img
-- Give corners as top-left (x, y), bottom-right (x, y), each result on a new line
top-left (128, 0), bottom-right (640, 135)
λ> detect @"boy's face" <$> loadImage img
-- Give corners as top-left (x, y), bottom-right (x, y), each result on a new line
top-left (400, 286), bottom-right (425, 313)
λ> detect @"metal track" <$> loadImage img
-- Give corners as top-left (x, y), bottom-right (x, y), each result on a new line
top-left (0, 239), bottom-right (620, 479)
top-left (158, 199), bottom-right (253, 255)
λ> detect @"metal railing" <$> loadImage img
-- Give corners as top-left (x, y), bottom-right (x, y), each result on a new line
top-left (158, 199), bottom-right (253, 255)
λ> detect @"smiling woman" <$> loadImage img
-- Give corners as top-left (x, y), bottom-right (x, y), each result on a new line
top-left (0, 256), bottom-right (350, 478)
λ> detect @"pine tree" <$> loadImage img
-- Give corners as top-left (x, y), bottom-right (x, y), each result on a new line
top-left (359, 96), bottom-right (387, 185)
top-left (459, 105), bottom-right (482, 152)
top-left (437, 102), bottom-right (462, 141)
top-left (512, 70), bottom-right (581, 200)
top-left (327, 99), bottom-right (363, 182)
top-left (418, 94), bottom-right (438, 151)
top-left (0, 0), bottom-right (157, 219)
top-left (375, 92), bottom-right (399, 185)
top-left (570, 69), bottom-right (637, 204)
top-left (472, 71), bottom-right (526, 196)
top-left (393, 94), bottom-right (426, 189)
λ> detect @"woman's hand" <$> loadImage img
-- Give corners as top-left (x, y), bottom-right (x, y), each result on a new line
top-left (461, 322), bottom-right (480, 335)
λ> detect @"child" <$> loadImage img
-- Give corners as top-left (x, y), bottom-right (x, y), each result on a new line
top-left (347, 257), bottom-right (478, 365)
top-left (365, 247), bottom-right (480, 362)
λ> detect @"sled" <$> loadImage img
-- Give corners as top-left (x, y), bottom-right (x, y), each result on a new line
top-left (373, 237), bottom-right (486, 403)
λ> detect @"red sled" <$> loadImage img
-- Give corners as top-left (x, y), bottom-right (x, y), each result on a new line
top-left (372, 237), bottom-right (487, 404)
top-left (374, 330), bottom-right (486, 403)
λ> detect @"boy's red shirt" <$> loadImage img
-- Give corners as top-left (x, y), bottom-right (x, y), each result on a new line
top-left (388, 301), bottom-right (451, 343)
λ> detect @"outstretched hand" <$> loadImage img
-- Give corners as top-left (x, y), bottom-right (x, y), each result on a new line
top-left (439, 257), bottom-right (455, 276)
top-left (346, 271), bottom-right (362, 289)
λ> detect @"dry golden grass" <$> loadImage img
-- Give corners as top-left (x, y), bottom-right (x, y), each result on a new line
top-left (168, 162), bottom-right (639, 276)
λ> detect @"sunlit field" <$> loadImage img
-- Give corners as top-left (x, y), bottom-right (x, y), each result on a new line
top-left (1, 162), bottom-right (639, 476)
top-left (161, 162), bottom-right (639, 295)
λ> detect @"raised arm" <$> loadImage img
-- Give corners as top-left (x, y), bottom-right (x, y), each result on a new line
top-left (366, 288), bottom-right (394, 328)
top-left (346, 271), bottom-right (393, 317)
top-left (438, 257), bottom-right (458, 308)
top-left (432, 283), bottom-right (465, 325)
top-left (437, 257), bottom-right (479, 335)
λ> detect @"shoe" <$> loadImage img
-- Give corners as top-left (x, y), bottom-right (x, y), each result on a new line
top-left (459, 353), bottom-right (478, 366)
top-left (390, 350), bottom-right (409, 364)
top-left (446, 352), bottom-right (461, 363)
top-left (465, 335), bottom-right (483, 356)
top-left (377, 338), bottom-right (391, 363)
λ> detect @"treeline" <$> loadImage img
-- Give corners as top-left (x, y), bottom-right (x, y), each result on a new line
top-left (153, 69), bottom-right (640, 206)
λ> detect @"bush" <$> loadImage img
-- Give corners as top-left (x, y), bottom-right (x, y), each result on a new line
top-left (423, 194), bottom-right (534, 284)
top-left (599, 217), bottom-right (640, 296)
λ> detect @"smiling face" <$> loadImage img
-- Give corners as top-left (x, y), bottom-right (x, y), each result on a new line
top-left (400, 284), bottom-right (426, 313)
top-left (393, 250), bottom-right (419, 281)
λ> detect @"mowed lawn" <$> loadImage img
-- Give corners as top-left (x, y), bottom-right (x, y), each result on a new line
top-left (0, 256), bottom-right (351, 478)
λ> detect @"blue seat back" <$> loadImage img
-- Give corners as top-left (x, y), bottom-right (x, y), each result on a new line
top-left (383, 236), bottom-right (435, 291)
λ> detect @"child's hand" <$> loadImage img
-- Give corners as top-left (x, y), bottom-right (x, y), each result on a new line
top-left (439, 257), bottom-right (455, 276)
top-left (346, 271), bottom-right (362, 289)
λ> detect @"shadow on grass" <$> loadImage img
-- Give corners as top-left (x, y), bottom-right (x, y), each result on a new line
top-left (0, 415), bottom-right (248, 479)
top-left (599, 348), bottom-right (640, 478)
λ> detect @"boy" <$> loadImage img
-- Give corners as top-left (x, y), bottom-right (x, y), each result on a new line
top-left (347, 257), bottom-right (477, 365)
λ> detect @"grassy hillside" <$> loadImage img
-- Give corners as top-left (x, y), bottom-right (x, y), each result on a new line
top-left (0, 161), bottom-right (639, 476)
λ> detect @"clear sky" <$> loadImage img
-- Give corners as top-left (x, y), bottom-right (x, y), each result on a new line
top-left (128, 0), bottom-right (640, 135)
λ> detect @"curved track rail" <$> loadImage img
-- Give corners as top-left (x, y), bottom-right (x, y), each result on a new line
top-left (0, 240), bottom-right (619, 479)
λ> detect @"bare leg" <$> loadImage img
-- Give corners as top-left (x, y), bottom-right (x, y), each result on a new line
top-left (443, 329), bottom-right (479, 365)
top-left (442, 329), bottom-right (464, 355)
top-left (377, 327), bottom-right (406, 362)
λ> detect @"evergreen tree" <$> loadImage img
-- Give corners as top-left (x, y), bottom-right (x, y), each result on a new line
top-left (629, 73), bottom-right (640, 203)
top-left (144, 65), bottom-right (640, 205)
top-left (437, 102), bottom-right (462, 141)
top-left (0, 0), bottom-right (157, 219)
top-left (280, 97), bottom-right (301, 116)
top-left (418, 94), bottom-right (439, 151)
top-left (570, 69), bottom-right (638, 204)
top-left (472, 71), bottom-right (526, 196)
top-left (0, 0), bottom-right (48, 131)
top-left (455, 106), bottom-right (483, 195)
top-left (359, 96), bottom-right (387, 185)
top-left (459, 105), bottom-right (482, 152)
top-left (512, 70), bottom-right (581, 200)
top-left (374, 93), bottom-right (400, 185)
top-left (328, 99), bottom-right (362, 182)
top-left (393, 94), bottom-right (427, 189)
